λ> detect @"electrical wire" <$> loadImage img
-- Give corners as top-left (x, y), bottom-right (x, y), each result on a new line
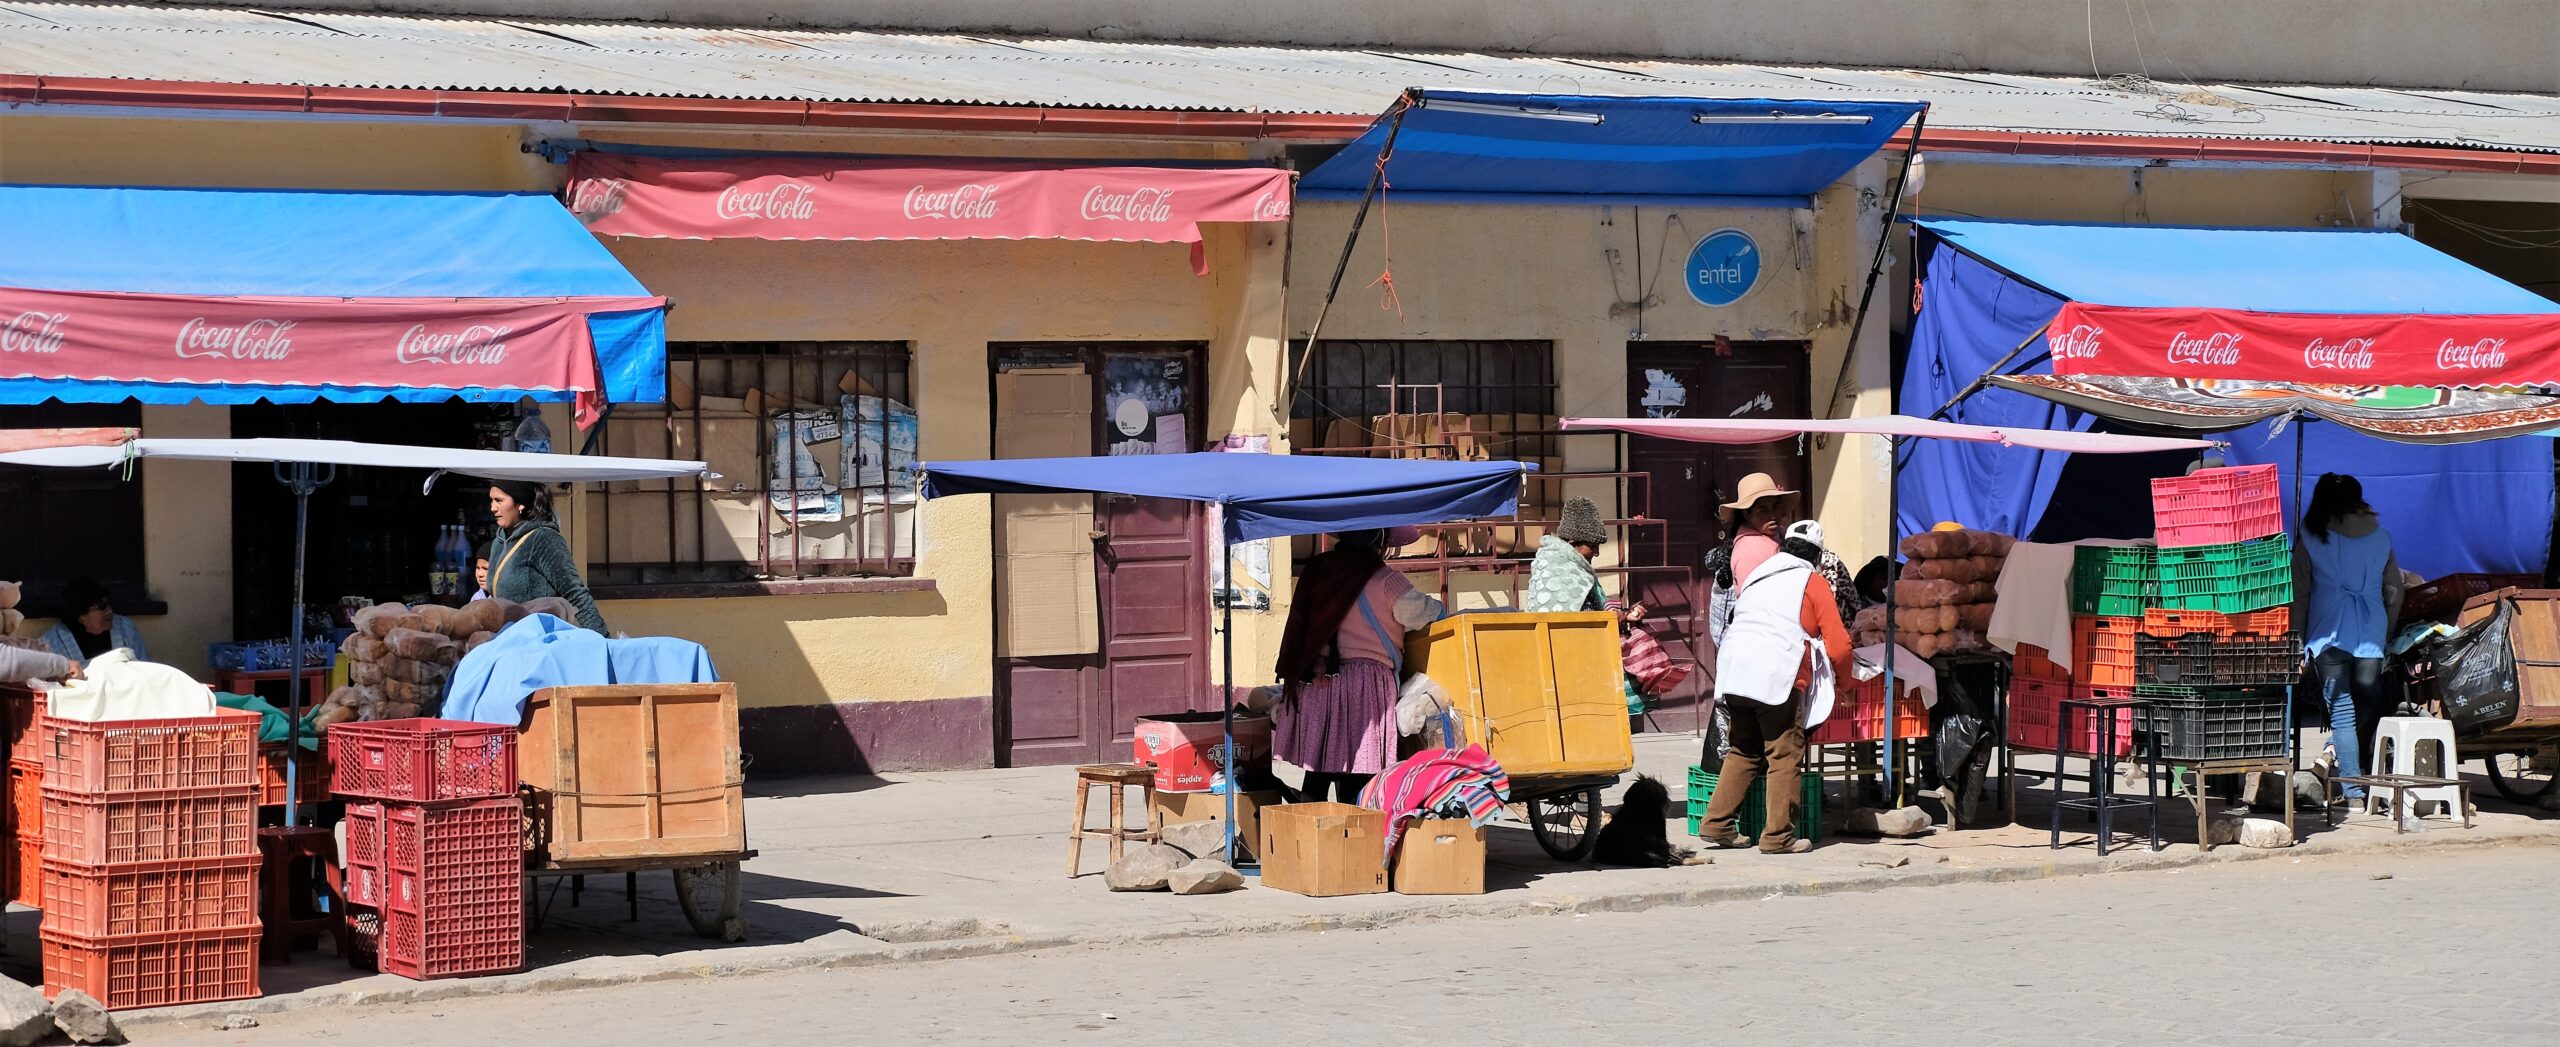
top-left (2408, 201), bottom-right (2560, 250)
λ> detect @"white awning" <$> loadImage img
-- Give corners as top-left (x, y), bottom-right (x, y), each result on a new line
top-left (0, 437), bottom-right (706, 483)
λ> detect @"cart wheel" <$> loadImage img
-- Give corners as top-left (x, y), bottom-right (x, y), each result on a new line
top-left (674, 862), bottom-right (747, 942)
top-left (2484, 751), bottom-right (2560, 805)
top-left (1528, 788), bottom-right (1603, 862)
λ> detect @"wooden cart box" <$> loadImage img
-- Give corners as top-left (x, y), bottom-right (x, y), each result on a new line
top-left (519, 683), bottom-right (745, 863)
top-left (1406, 611), bottom-right (1633, 777)
top-left (2456, 590), bottom-right (2560, 732)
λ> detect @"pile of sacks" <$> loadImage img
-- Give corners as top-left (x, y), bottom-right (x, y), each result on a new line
top-left (1881, 528), bottom-right (2016, 659)
top-left (318, 596), bottom-right (578, 727)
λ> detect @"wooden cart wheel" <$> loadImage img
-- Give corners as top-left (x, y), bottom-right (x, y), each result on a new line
top-left (1528, 788), bottom-right (1603, 862)
top-left (674, 862), bottom-right (747, 942)
top-left (2484, 749), bottom-right (2560, 804)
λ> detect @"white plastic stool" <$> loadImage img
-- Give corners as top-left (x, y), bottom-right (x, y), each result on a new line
top-left (2367, 717), bottom-right (2464, 819)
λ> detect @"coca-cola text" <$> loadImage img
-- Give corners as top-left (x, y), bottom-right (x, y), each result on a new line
top-left (2436, 337), bottom-right (2509, 371)
top-left (715, 182), bottom-right (818, 221)
top-left (902, 183), bottom-right (1001, 220)
top-left (1081, 186), bottom-right (1175, 223)
top-left (175, 318), bottom-right (296, 361)
top-left (1252, 191), bottom-right (1291, 221)
top-left (2165, 331), bottom-right (2244, 367)
top-left (2302, 337), bottom-right (2376, 371)
top-left (570, 177), bottom-right (629, 217)
top-left (396, 323), bottom-right (512, 365)
top-left (2049, 323), bottom-right (2104, 361)
top-left (1, 311), bottom-right (66, 354)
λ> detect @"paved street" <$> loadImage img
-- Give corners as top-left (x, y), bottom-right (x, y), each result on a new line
top-left (143, 845), bottom-right (2559, 1046)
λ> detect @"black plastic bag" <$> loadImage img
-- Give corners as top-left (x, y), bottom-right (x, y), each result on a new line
top-left (2434, 601), bottom-right (2521, 736)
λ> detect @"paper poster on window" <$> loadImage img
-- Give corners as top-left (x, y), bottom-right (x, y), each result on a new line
top-left (1104, 354), bottom-right (1189, 455)
top-left (1641, 368), bottom-right (1688, 419)
top-left (1209, 434), bottom-right (1274, 606)
top-left (769, 408), bottom-right (843, 522)
top-left (838, 394), bottom-right (920, 495)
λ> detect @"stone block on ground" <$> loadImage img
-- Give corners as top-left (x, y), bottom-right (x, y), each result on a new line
top-left (0, 978), bottom-right (51, 1047)
top-left (48, 990), bottom-right (125, 1045)
top-left (1845, 806), bottom-right (1933, 837)
top-left (1168, 859), bottom-right (1245, 895)
top-left (2238, 817), bottom-right (2294, 849)
top-left (1159, 820), bottom-right (1249, 862)
top-left (1103, 844), bottom-right (1190, 892)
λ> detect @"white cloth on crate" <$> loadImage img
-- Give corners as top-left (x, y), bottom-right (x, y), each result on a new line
top-left (43, 649), bottom-right (214, 722)
top-left (1988, 541), bottom-right (2081, 672)
top-left (1714, 553), bottom-right (1835, 729)
top-left (1853, 643), bottom-right (1940, 710)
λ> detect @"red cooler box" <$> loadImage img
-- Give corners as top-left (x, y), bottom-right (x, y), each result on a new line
top-left (1133, 712), bottom-right (1272, 793)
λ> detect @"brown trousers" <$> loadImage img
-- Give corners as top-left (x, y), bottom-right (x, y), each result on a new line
top-left (1700, 692), bottom-right (1807, 851)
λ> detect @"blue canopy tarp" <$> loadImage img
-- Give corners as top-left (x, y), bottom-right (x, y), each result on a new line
top-left (1899, 219), bottom-right (2555, 576)
top-left (918, 453), bottom-right (1526, 541)
top-left (1300, 91), bottom-right (1925, 206)
top-left (0, 185), bottom-right (666, 405)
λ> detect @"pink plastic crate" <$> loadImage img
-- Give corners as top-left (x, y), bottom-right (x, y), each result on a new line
top-left (2151, 464), bottom-right (2284, 548)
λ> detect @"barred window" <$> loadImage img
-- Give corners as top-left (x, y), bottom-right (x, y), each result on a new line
top-left (1288, 339), bottom-right (1557, 459)
top-left (590, 341), bottom-right (917, 586)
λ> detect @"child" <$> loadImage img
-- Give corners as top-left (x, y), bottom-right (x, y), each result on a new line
top-left (470, 555), bottom-right (491, 602)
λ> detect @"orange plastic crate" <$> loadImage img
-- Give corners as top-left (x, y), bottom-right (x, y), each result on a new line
top-left (1808, 677), bottom-right (1930, 746)
top-left (257, 745), bottom-right (332, 809)
top-left (2140, 606), bottom-right (2292, 639)
top-left (40, 787), bottom-right (257, 866)
top-left (38, 710), bottom-right (259, 795)
top-left (38, 855), bottom-right (260, 938)
top-left (2070, 616), bottom-right (2140, 688)
top-left (41, 926), bottom-right (260, 1010)
top-left (9, 834), bottom-right (37, 908)
top-left (7, 759), bottom-right (38, 835)
top-left (2012, 643), bottom-right (2069, 682)
top-left (4, 687), bottom-right (46, 766)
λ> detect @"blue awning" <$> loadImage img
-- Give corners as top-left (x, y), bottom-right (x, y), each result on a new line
top-left (1916, 218), bottom-right (2560, 315)
top-left (1300, 91), bottom-right (1925, 206)
top-left (0, 185), bottom-right (666, 405)
top-left (918, 453), bottom-right (1527, 542)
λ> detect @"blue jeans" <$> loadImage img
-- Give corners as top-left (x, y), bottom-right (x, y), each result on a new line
top-left (2314, 648), bottom-right (2383, 799)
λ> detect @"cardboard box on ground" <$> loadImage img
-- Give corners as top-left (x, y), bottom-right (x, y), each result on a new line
top-left (1258, 802), bottom-right (1388, 897)
top-left (1390, 818), bottom-right (1487, 895)
top-left (1151, 789), bottom-right (1280, 860)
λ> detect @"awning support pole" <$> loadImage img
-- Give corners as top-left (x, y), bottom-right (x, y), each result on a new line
top-left (1279, 97), bottom-right (1413, 419)
top-left (1220, 532), bottom-right (1240, 868)
top-left (1821, 109), bottom-right (1929, 427)
top-left (1927, 324), bottom-right (2052, 422)
top-left (275, 459), bottom-right (335, 829)
top-left (1882, 434), bottom-right (1902, 807)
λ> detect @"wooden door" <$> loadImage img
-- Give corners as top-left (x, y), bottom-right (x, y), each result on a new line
top-left (1623, 342), bottom-right (1812, 718)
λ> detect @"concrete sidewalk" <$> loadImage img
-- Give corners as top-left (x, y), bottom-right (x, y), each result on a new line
top-left (58, 733), bottom-right (2559, 1025)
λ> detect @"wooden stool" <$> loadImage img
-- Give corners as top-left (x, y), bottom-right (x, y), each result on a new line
top-left (257, 825), bottom-right (349, 964)
top-left (1068, 763), bottom-right (1160, 878)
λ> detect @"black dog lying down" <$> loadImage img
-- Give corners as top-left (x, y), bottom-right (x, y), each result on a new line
top-left (1591, 774), bottom-right (1680, 867)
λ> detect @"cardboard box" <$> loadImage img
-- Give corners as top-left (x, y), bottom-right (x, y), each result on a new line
top-left (995, 494), bottom-right (1098, 657)
top-left (1258, 802), bottom-right (1388, 898)
top-left (1391, 818), bottom-right (1488, 895)
top-left (1151, 789), bottom-right (1280, 859)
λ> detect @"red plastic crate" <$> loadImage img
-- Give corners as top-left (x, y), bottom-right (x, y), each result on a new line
top-left (9, 834), bottom-right (37, 908)
top-left (2012, 643), bottom-right (2069, 682)
top-left (346, 907), bottom-right (381, 972)
top-left (365, 798), bottom-right (525, 980)
top-left (329, 720), bottom-right (518, 805)
top-left (1809, 677), bottom-right (1930, 745)
top-left (2139, 606), bottom-right (2292, 639)
top-left (2151, 464), bottom-right (2284, 548)
top-left (40, 787), bottom-right (257, 866)
top-left (257, 745), bottom-right (332, 808)
top-left (4, 687), bottom-right (46, 765)
top-left (38, 710), bottom-right (259, 795)
top-left (38, 855), bottom-right (260, 938)
top-left (41, 926), bottom-right (260, 1010)
top-left (2007, 677), bottom-right (2135, 757)
top-left (2071, 616), bottom-right (2140, 688)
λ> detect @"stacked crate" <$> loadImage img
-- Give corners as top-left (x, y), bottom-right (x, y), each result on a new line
top-left (38, 709), bottom-right (263, 1010)
top-left (2, 685), bottom-right (44, 906)
top-left (332, 719), bottom-right (524, 980)
top-left (2133, 464), bottom-right (2298, 759)
top-left (2010, 547), bottom-right (2148, 755)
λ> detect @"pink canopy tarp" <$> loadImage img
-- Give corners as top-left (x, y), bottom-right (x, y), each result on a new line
top-left (1562, 415), bottom-right (2215, 453)
top-left (568, 154), bottom-right (1294, 271)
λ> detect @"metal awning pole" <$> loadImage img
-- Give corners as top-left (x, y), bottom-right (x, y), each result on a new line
top-left (1882, 434), bottom-right (1901, 807)
top-left (275, 460), bottom-right (335, 829)
top-left (1821, 109), bottom-right (1929, 424)
top-left (1278, 97), bottom-right (1413, 418)
top-left (1220, 533), bottom-right (1239, 867)
top-left (1928, 325), bottom-right (2054, 421)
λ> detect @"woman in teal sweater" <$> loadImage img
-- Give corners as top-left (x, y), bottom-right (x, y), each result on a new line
top-left (485, 479), bottom-right (607, 633)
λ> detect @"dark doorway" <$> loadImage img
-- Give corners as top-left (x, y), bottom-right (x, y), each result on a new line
top-left (991, 344), bottom-right (1212, 766)
top-left (1623, 341), bottom-right (1813, 716)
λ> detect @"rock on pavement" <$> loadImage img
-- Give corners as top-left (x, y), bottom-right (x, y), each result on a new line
top-left (1104, 844), bottom-right (1191, 891)
top-left (1846, 806), bottom-right (1933, 837)
top-left (48, 990), bottom-right (125, 1046)
top-left (1159, 820), bottom-right (1250, 862)
top-left (1168, 859), bottom-right (1245, 895)
top-left (0, 977), bottom-right (52, 1047)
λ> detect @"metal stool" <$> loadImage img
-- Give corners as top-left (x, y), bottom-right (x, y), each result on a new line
top-left (1067, 763), bottom-right (1160, 878)
top-left (2331, 773), bottom-right (2474, 833)
top-left (2052, 694), bottom-right (2158, 855)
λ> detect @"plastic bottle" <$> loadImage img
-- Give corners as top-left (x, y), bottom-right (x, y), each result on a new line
top-left (512, 399), bottom-right (552, 456)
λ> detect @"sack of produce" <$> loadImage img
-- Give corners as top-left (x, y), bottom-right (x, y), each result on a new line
top-left (355, 602), bottom-right (410, 639)
top-left (385, 627), bottom-right (457, 662)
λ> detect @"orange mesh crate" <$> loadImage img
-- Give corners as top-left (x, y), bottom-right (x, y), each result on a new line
top-left (38, 710), bottom-right (259, 795)
top-left (2140, 606), bottom-right (2291, 639)
top-left (40, 787), bottom-right (257, 866)
top-left (2070, 616), bottom-right (2140, 688)
top-left (41, 926), bottom-right (260, 1010)
top-left (257, 745), bottom-right (332, 809)
top-left (9, 834), bottom-right (37, 908)
top-left (2012, 643), bottom-right (2069, 682)
top-left (7, 760), bottom-right (37, 835)
top-left (4, 687), bottom-right (45, 766)
top-left (38, 855), bottom-right (260, 938)
top-left (1808, 677), bottom-right (1930, 745)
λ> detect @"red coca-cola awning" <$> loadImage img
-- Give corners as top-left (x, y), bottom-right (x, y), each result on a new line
top-left (567, 154), bottom-right (1293, 264)
top-left (2047, 303), bottom-right (2560, 387)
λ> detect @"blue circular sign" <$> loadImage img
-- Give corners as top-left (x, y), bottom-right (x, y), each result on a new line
top-left (1683, 228), bottom-right (1762, 307)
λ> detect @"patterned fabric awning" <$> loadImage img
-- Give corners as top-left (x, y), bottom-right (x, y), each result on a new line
top-left (1989, 374), bottom-right (2560, 444)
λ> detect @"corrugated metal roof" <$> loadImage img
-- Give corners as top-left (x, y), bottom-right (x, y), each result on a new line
top-left (2, 3), bottom-right (2555, 153)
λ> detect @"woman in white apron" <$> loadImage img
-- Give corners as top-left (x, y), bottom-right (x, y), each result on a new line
top-left (1698, 521), bottom-right (1854, 853)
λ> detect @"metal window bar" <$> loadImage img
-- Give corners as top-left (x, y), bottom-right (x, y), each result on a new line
top-left (592, 341), bottom-right (915, 585)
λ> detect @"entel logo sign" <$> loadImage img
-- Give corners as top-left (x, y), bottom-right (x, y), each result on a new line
top-left (1683, 229), bottom-right (1760, 308)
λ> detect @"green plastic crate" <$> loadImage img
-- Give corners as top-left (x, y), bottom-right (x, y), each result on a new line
top-left (2071, 545), bottom-right (2157, 617)
top-left (1685, 766), bottom-right (1823, 842)
top-left (2155, 536), bottom-right (2293, 613)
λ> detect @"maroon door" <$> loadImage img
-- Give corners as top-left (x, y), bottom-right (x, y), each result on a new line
top-left (1624, 342), bottom-right (1812, 722)
top-left (993, 345), bottom-right (1212, 766)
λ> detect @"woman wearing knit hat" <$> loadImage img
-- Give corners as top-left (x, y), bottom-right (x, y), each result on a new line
top-left (1525, 497), bottom-right (1643, 620)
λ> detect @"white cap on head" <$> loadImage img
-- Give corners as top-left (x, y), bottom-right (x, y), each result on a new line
top-left (1785, 519), bottom-right (1825, 548)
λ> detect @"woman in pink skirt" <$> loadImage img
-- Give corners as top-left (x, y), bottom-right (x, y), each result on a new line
top-left (1274, 527), bottom-right (1447, 802)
